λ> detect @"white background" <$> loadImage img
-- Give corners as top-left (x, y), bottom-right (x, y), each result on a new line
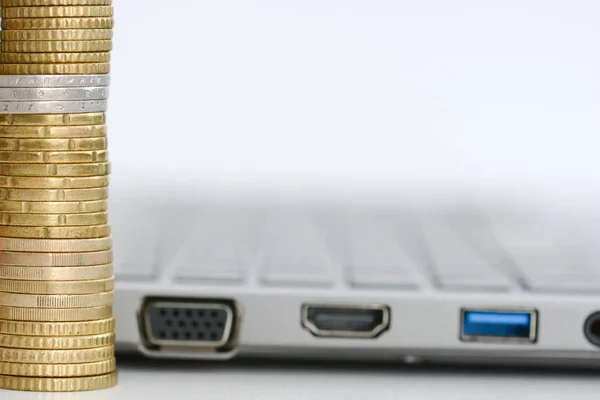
top-left (109, 0), bottom-right (600, 197)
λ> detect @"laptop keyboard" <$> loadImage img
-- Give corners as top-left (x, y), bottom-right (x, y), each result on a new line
top-left (111, 200), bottom-right (600, 294)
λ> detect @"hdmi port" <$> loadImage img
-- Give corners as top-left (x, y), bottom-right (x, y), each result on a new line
top-left (301, 303), bottom-right (390, 338)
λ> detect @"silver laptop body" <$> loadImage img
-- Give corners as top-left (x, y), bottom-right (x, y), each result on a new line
top-left (110, 182), bottom-right (600, 367)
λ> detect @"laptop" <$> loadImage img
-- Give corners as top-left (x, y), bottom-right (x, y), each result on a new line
top-left (108, 0), bottom-right (600, 366)
top-left (109, 183), bottom-right (600, 367)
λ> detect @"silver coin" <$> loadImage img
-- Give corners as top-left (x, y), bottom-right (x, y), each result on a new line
top-left (0, 75), bottom-right (110, 88)
top-left (0, 87), bottom-right (109, 101)
top-left (0, 100), bottom-right (108, 114)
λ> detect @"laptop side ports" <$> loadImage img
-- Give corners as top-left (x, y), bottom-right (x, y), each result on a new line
top-left (301, 303), bottom-right (390, 338)
top-left (584, 311), bottom-right (600, 347)
top-left (138, 297), bottom-right (241, 357)
top-left (460, 308), bottom-right (538, 344)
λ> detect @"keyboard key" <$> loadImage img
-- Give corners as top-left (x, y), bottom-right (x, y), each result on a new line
top-left (434, 274), bottom-right (513, 291)
top-left (343, 215), bottom-right (421, 289)
top-left (421, 218), bottom-right (513, 291)
top-left (260, 257), bottom-right (333, 286)
top-left (525, 274), bottom-right (600, 293)
top-left (488, 212), bottom-right (600, 293)
top-left (506, 250), bottom-right (600, 293)
top-left (349, 265), bottom-right (420, 289)
top-left (111, 201), bottom-right (161, 280)
top-left (174, 256), bottom-right (244, 283)
top-left (172, 207), bottom-right (255, 284)
top-left (259, 212), bottom-right (333, 287)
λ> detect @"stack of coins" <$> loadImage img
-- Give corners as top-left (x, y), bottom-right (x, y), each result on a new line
top-left (0, 0), bottom-right (112, 75)
top-left (0, 0), bottom-right (116, 393)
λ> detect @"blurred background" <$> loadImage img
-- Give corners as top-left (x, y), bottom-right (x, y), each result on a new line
top-left (108, 0), bottom-right (599, 203)
top-left (100, 0), bottom-right (600, 286)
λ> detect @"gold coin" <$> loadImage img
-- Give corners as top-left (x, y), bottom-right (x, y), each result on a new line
top-left (1, 0), bottom-right (111, 6)
top-left (0, 277), bottom-right (113, 294)
top-left (0, 175), bottom-right (108, 189)
top-left (0, 211), bottom-right (108, 226)
top-left (0, 63), bottom-right (111, 75)
top-left (0, 124), bottom-right (106, 138)
top-left (0, 211), bottom-right (107, 226)
top-left (0, 359), bottom-right (116, 377)
top-left (1, 17), bottom-right (114, 31)
top-left (0, 264), bottom-right (113, 281)
top-left (0, 318), bottom-right (115, 336)
top-left (0, 187), bottom-right (108, 201)
top-left (0, 333), bottom-right (113, 349)
top-left (0, 345), bottom-right (114, 363)
top-left (0, 372), bottom-right (117, 392)
top-left (0, 277), bottom-right (113, 295)
top-left (0, 52), bottom-right (110, 64)
top-left (0, 199), bottom-right (107, 213)
top-left (0, 249), bottom-right (111, 267)
top-left (2, 6), bottom-right (113, 18)
top-left (0, 137), bottom-right (106, 151)
top-left (0, 150), bottom-right (108, 163)
top-left (0, 224), bottom-right (110, 238)
top-left (0, 113), bottom-right (105, 126)
top-left (1, 40), bottom-right (112, 53)
top-left (0, 305), bottom-right (112, 321)
top-left (0, 291), bottom-right (114, 308)
top-left (2, 29), bottom-right (113, 41)
top-left (1, 162), bottom-right (110, 177)
top-left (0, 236), bottom-right (111, 252)
top-left (0, 249), bottom-right (112, 266)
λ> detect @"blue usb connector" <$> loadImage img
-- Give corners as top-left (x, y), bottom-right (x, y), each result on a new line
top-left (460, 309), bottom-right (538, 344)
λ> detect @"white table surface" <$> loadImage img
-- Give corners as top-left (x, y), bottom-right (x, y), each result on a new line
top-left (1, 356), bottom-right (599, 400)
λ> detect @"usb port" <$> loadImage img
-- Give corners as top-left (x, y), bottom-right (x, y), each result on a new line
top-left (460, 308), bottom-right (538, 344)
